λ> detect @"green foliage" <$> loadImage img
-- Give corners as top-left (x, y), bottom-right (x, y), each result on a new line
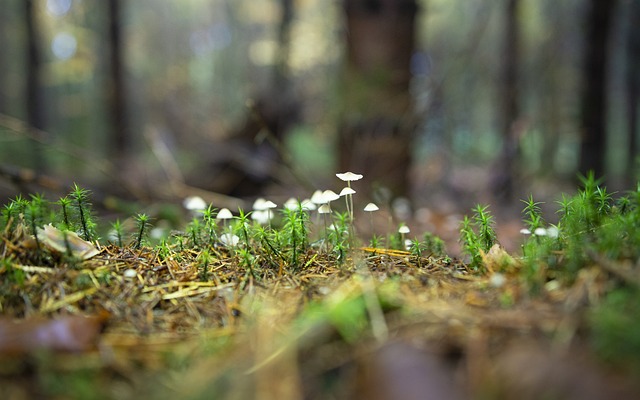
top-left (70, 183), bottom-right (96, 241)
top-left (57, 196), bottom-right (72, 230)
top-left (421, 232), bottom-right (446, 257)
top-left (459, 204), bottom-right (496, 271)
top-left (198, 249), bottom-right (212, 281)
top-left (281, 205), bottom-right (309, 271)
top-left (521, 194), bottom-right (544, 232)
top-left (521, 174), bottom-right (640, 289)
top-left (133, 213), bottom-right (151, 250)
top-left (369, 234), bottom-right (383, 249)
top-left (110, 219), bottom-right (124, 247)
top-left (590, 288), bottom-right (640, 372)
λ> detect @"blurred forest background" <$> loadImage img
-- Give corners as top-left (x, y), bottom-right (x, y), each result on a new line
top-left (1, 0), bottom-right (639, 216)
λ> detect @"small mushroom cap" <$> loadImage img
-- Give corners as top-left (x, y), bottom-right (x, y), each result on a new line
top-left (251, 210), bottom-right (272, 224)
top-left (364, 202), bottom-right (379, 212)
top-left (252, 198), bottom-right (267, 210)
top-left (301, 199), bottom-right (316, 210)
top-left (220, 233), bottom-right (240, 246)
top-left (216, 208), bottom-right (233, 220)
top-left (318, 204), bottom-right (332, 214)
top-left (336, 172), bottom-right (363, 181)
top-left (339, 187), bottom-right (356, 196)
top-left (284, 198), bottom-right (299, 210)
top-left (534, 227), bottom-right (547, 236)
top-left (398, 225), bottom-right (411, 234)
top-left (322, 190), bottom-right (340, 202)
top-left (183, 196), bottom-right (207, 211)
top-left (310, 190), bottom-right (325, 204)
top-left (262, 200), bottom-right (277, 209)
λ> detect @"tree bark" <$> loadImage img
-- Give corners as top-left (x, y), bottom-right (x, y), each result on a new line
top-left (339, 0), bottom-right (418, 199)
top-left (25, 0), bottom-right (47, 172)
top-left (578, 0), bottom-right (618, 179)
top-left (492, 0), bottom-right (521, 199)
top-left (626, 1), bottom-right (640, 182)
top-left (107, 0), bottom-right (129, 165)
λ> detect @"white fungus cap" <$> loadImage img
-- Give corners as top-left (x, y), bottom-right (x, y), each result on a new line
top-left (284, 198), bottom-right (299, 210)
top-left (252, 198), bottom-right (267, 210)
top-left (336, 172), bottom-right (363, 182)
top-left (183, 196), bottom-right (207, 211)
top-left (547, 226), bottom-right (559, 238)
top-left (251, 210), bottom-right (272, 225)
top-left (364, 203), bottom-right (379, 212)
top-left (339, 187), bottom-right (356, 196)
top-left (301, 199), bottom-right (316, 210)
top-left (220, 233), bottom-right (240, 246)
top-left (398, 225), bottom-right (411, 234)
top-left (318, 204), bottom-right (332, 214)
top-left (217, 208), bottom-right (233, 220)
top-left (263, 200), bottom-right (277, 209)
top-left (311, 190), bottom-right (325, 205)
top-left (534, 227), bottom-right (547, 236)
top-left (322, 190), bottom-right (340, 203)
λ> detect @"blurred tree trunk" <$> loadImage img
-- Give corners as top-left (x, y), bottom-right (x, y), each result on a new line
top-left (339, 0), bottom-right (418, 199)
top-left (106, 0), bottom-right (130, 167)
top-left (578, 0), bottom-right (618, 179)
top-left (25, 0), bottom-right (47, 172)
top-left (627, 1), bottom-right (640, 182)
top-left (195, 0), bottom-right (300, 197)
top-left (0, 4), bottom-right (8, 114)
top-left (492, 0), bottom-right (521, 199)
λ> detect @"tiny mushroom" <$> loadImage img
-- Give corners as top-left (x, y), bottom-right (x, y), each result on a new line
top-left (284, 197), bottom-right (299, 211)
top-left (251, 210), bottom-right (270, 225)
top-left (336, 172), bottom-right (363, 183)
top-left (322, 189), bottom-right (340, 203)
top-left (220, 233), bottom-right (240, 247)
top-left (534, 227), bottom-right (547, 236)
top-left (301, 198), bottom-right (316, 211)
top-left (339, 187), bottom-right (356, 197)
top-left (311, 190), bottom-right (325, 205)
top-left (183, 196), bottom-right (207, 212)
top-left (216, 208), bottom-right (233, 220)
top-left (398, 225), bottom-right (411, 234)
top-left (364, 203), bottom-right (379, 212)
top-left (252, 198), bottom-right (267, 210)
top-left (318, 204), bottom-right (332, 214)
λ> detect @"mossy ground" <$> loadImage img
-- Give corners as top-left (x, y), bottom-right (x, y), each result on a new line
top-left (1, 178), bottom-right (640, 399)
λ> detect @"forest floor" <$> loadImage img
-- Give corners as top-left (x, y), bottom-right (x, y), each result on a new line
top-left (1, 242), bottom-right (638, 400)
top-left (1, 167), bottom-right (640, 399)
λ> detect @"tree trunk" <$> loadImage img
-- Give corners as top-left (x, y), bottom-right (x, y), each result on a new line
top-left (25, 0), bottom-right (47, 172)
top-left (107, 0), bottom-right (130, 166)
top-left (192, 0), bottom-right (301, 197)
top-left (0, 4), bottom-right (8, 114)
top-left (578, 0), bottom-right (618, 179)
top-left (626, 1), bottom-right (640, 182)
top-left (492, 0), bottom-right (521, 199)
top-left (339, 0), bottom-right (418, 199)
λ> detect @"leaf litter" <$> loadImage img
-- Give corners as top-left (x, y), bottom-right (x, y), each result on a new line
top-left (1, 224), bottom-right (639, 398)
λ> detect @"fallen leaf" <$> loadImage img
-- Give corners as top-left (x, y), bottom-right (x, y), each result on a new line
top-left (36, 224), bottom-right (100, 260)
top-left (0, 313), bottom-right (108, 354)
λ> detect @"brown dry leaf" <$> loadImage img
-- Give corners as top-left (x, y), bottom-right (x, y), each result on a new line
top-left (0, 314), bottom-right (108, 354)
top-left (36, 224), bottom-right (100, 260)
top-left (480, 244), bottom-right (518, 273)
